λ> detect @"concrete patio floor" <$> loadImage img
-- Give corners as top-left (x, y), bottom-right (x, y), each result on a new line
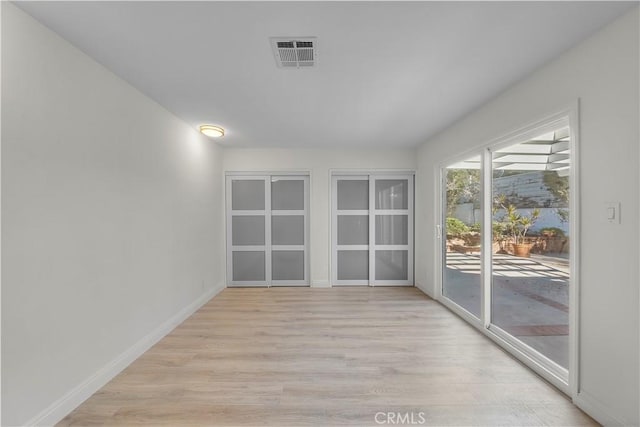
top-left (443, 252), bottom-right (569, 368)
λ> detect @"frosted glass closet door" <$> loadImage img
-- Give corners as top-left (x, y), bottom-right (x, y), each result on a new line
top-left (227, 174), bottom-right (309, 287)
top-left (371, 177), bottom-right (413, 285)
top-left (227, 177), bottom-right (269, 286)
top-left (271, 176), bottom-right (309, 285)
top-left (332, 176), bottom-right (370, 285)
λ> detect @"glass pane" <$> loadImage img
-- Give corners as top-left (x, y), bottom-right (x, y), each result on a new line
top-left (337, 180), bottom-right (368, 210)
top-left (337, 250), bottom-right (368, 280)
top-left (375, 250), bottom-right (408, 281)
top-left (272, 179), bottom-right (304, 210)
top-left (232, 216), bottom-right (265, 246)
top-left (232, 251), bottom-right (265, 281)
top-left (443, 160), bottom-right (482, 318)
top-left (337, 215), bottom-right (369, 245)
top-left (272, 216), bottom-right (304, 245)
top-left (232, 180), bottom-right (265, 210)
top-left (272, 250), bottom-right (304, 281)
top-left (375, 215), bottom-right (408, 245)
top-left (491, 127), bottom-right (570, 369)
top-left (375, 179), bottom-right (408, 209)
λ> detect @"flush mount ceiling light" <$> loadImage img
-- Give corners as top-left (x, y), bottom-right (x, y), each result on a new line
top-left (199, 125), bottom-right (225, 138)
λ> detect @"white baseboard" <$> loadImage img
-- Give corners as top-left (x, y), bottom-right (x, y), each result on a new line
top-left (311, 280), bottom-right (330, 288)
top-left (25, 282), bottom-right (226, 427)
top-left (574, 390), bottom-right (628, 426)
top-left (414, 281), bottom-right (434, 298)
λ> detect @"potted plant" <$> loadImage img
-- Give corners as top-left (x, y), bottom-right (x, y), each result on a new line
top-left (502, 204), bottom-right (540, 257)
top-left (494, 194), bottom-right (540, 258)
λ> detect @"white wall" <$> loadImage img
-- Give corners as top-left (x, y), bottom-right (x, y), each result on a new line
top-left (416, 8), bottom-right (639, 426)
top-left (1, 4), bottom-right (225, 425)
top-left (223, 148), bottom-right (417, 285)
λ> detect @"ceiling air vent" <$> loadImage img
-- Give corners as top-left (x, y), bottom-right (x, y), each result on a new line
top-left (270, 37), bottom-right (316, 68)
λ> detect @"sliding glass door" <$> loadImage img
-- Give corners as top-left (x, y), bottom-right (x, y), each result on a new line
top-left (226, 174), bottom-right (309, 287)
top-left (442, 156), bottom-right (482, 318)
top-left (440, 120), bottom-right (573, 385)
top-left (489, 127), bottom-right (571, 372)
top-left (332, 173), bottom-right (414, 286)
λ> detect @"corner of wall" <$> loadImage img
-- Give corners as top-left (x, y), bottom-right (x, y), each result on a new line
top-left (414, 282), bottom-right (434, 299)
top-left (24, 285), bottom-right (225, 427)
top-left (574, 390), bottom-right (629, 427)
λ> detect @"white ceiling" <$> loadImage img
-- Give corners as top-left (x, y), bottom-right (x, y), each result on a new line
top-left (15, 1), bottom-right (635, 148)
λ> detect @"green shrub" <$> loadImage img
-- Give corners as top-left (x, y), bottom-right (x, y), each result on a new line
top-left (469, 223), bottom-right (481, 233)
top-left (492, 221), bottom-right (507, 239)
top-left (446, 217), bottom-right (470, 237)
top-left (539, 227), bottom-right (565, 237)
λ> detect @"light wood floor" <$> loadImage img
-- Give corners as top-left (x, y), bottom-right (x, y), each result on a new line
top-left (59, 287), bottom-right (596, 426)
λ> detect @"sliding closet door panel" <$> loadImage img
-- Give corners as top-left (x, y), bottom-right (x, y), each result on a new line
top-left (332, 175), bottom-right (371, 285)
top-left (270, 175), bottom-right (309, 286)
top-left (371, 175), bottom-right (414, 286)
top-left (227, 176), bottom-right (269, 287)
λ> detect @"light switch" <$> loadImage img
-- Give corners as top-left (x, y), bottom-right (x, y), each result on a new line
top-left (605, 202), bottom-right (621, 224)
